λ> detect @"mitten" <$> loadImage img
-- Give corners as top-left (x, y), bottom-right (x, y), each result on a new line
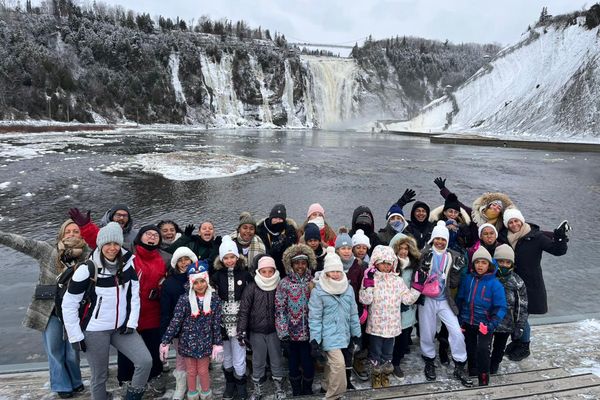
top-left (279, 336), bottom-right (291, 354)
top-left (68, 208), bottom-right (91, 227)
top-left (211, 345), bottom-right (224, 363)
top-left (412, 270), bottom-right (427, 292)
top-left (359, 305), bottom-right (369, 325)
top-left (478, 322), bottom-right (489, 335)
top-left (554, 220), bottom-right (571, 240)
top-left (350, 336), bottom-right (361, 353)
top-left (362, 267), bottom-right (375, 288)
top-left (512, 327), bottom-right (524, 340)
top-left (310, 339), bottom-right (323, 360)
top-left (159, 344), bottom-right (169, 362)
top-left (434, 177), bottom-right (446, 189)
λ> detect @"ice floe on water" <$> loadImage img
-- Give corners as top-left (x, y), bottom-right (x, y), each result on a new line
top-left (103, 151), bottom-right (288, 181)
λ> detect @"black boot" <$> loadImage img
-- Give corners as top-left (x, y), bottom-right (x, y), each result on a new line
top-left (508, 342), bottom-right (530, 361)
top-left (346, 368), bottom-right (355, 390)
top-left (235, 374), bottom-right (248, 400)
top-left (422, 356), bottom-right (436, 381)
top-left (490, 361), bottom-right (500, 374)
top-left (289, 375), bottom-right (302, 396)
top-left (453, 360), bottom-right (473, 387)
top-left (478, 372), bottom-right (489, 386)
top-left (124, 384), bottom-right (145, 400)
top-left (302, 376), bottom-right (314, 395)
top-left (222, 368), bottom-right (236, 400)
top-left (504, 340), bottom-right (519, 357)
top-left (438, 341), bottom-right (450, 366)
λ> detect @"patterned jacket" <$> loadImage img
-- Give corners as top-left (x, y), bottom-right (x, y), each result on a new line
top-left (210, 258), bottom-right (251, 338)
top-left (496, 271), bottom-right (528, 334)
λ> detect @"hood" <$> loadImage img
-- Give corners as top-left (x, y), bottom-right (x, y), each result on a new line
top-left (282, 243), bottom-right (317, 275)
top-left (389, 233), bottom-right (421, 261)
top-left (350, 205), bottom-right (375, 234)
top-left (257, 217), bottom-right (299, 231)
top-left (429, 204), bottom-right (472, 225)
top-left (99, 204), bottom-right (134, 234)
top-left (471, 192), bottom-right (515, 228)
top-left (410, 201), bottom-right (431, 225)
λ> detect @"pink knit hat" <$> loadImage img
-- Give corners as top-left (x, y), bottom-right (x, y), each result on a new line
top-left (307, 203), bottom-right (325, 218)
top-left (257, 256), bottom-right (276, 271)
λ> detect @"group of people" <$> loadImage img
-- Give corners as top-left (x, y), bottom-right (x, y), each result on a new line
top-left (0, 177), bottom-right (570, 400)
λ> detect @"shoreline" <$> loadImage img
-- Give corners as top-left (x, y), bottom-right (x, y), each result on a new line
top-left (0, 123), bottom-right (116, 134)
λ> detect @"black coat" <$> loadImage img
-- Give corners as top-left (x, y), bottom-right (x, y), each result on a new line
top-left (210, 260), bottom-right (252, 302)
top-left (237, 281), bottom-right (277, 335)
top-left (349, 205), bottom-right (382, 255)
top-left (405, 201), bottom-right (435, 250)
top-left (256, 221), bottom-right (298, 278)
top-left (159, 270), bottom-right (188, 337)
top-left (498, 224), bottom-right (567, 315)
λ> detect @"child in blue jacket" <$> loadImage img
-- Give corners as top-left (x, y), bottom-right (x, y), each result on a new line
top-left (456, 246), bottom-right (507, 387)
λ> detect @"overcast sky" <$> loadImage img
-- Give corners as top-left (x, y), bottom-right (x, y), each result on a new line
top-left (72, 1), bottom-right (585, 46)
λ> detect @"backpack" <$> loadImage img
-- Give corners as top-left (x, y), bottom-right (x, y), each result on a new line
top-left (55, 260), bottom-right (97, 325)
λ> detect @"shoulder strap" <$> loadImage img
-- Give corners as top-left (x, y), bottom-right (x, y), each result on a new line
top-left (86, 260), bottom-right (97, 283)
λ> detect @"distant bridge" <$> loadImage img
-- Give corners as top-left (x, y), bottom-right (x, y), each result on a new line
top-left (290, 42), bottom-right (354, 49)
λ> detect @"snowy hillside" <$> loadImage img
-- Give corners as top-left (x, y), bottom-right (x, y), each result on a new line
top-left (391, 13), bottom-right (600, 140)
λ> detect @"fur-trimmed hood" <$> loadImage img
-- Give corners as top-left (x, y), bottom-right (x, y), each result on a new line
top-left (389, 233), bottom-right (421, 262)
top-left (212, 255), bottom-right (247, 271)
top-left (429, 205), bottom-right (472, 225)
top-left (471, 192), bottom-right (515, 229)
top-left (282, 243), bottom-right (317, 275)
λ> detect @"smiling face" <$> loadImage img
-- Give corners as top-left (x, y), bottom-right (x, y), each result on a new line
top-left (141, 230), bottom-right (160, 246)
top-left (376, 261), bottom-right (393, 273)
top-left (238, 223), bottom-right (255, 242)
top-left (176, 256), bottom-right (192, 273)
top-left (414, 207), bottom-right (428, 223)
top-left (292, 259), bottom-right (308, 275)
top-left (508, 218), bottom-right (523, 233)
top-left (396, 243), bottom-right (409, 259)
top-left (433, 237), bottom-right (447, 251)
top-left (326, 271), bottom-right (343, 281)
top-left (199, 222), bottom-right (214, 241)
top-left (101, 242), bottom-right (121, 261)
top-left (353, 244), bottom-right (368, 259)
top-left (63, 223), bottom-right (81, 239)
top-left (444, 208), bottom-right (460, 220)
top-left (112, 210), bottom-right (129, 228)
top-left (222, 254), bottom-right (238, 268)
top-left (159, 223), bottom-right (177, 242)
top-left (193, 278), bottom-right (208, 295)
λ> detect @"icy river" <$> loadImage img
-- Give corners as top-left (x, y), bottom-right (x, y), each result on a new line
top-left (0, 128), bottom-right (598, 365)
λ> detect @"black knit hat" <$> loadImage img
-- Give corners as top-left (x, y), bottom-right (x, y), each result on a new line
top-left (443, 193), bottom-right (461, 212)
top-left (269, 204), bottom-right (287, 220)
top-left (304, 223), bottom-right (321, 242)
top-left (134, 224), bottom-right (161, 250)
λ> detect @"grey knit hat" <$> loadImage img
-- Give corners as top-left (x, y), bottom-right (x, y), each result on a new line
top-left (238, 211), bottom-right (256, 228)
top-left (97, 222), bottom-right (124, 248)
top-left (494, 244), bottom-right (515, 263)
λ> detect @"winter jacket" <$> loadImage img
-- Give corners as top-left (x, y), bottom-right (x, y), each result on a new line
top-left (0, 230), bottom-right (89, 332)
top-left (230, 231), bottom-right (266, 273)
top-left (498, 223), bottom-right (567, 314)
top-left (161, 293), bottom-right (223, 359)
top-left (133, 244), bottom-right (167, 331)
top-left (467, 240), bottom-right (500, 267)
top-left (80, 207), bottom-right (139, 251)
top-left (62, 248), bottom-right (140, 343)
top-left (359, 270), bottom-right (420, 338)
top-left (377, 223), bottom-right (401, 246)
top-left (237, 282), bottom-right (277, 335)
top-left (349, 206), bottom-right (381, 255)
top-left (429, 203), bottom-right (472, 251)
top-left (346, 258), bottom-right (367, 308)
top-left (496, 271), bottom-right (528, 334)
top-left (308, 283), bottom-right (361, 351)
top-left (405, 201), bottom-right (434, 250)
top-left (183, 235), bottom-right (221, 272)
top-left (456, 266), bottom-right (507, 331)
top-left (160, 270), bottom-right (188, 336)
top-left (399, 267), bottom-right (418, 329)
top-left (471, 192), bottom-right (515, 234)
top-left (256, 218), bottom-right (298, 278)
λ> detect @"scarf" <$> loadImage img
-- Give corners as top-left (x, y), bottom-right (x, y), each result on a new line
top-left (507, 223), bottom-right (532, 250)
top-left (319, 274), bottom-right (348, 295)
top-left (398, 257), bottom-right (410, 271)
top-left (483, 207), bottom-right (500, 226)
top-left (254, 271), bottom-right (281, 291)
top-left (390, 220), bottom-right (405, 233)
top-left (341, 256), bottom-right (355, 273)
top-left (56, 236), bottom-right (87, 272)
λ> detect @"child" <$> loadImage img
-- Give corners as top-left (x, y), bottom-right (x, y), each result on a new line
top-left (298, 203), bottom-right (337, 247)
top-left (351, 229), bottom-right (370, 264)
top-left (455, 247), bottom-right (507, 387)
top-left (277, 244), bottom-right (317, 396)
top-left (490, 244), bottom-right (528, 374)
top-left (211, 236), bottom-right (252, 400)
top-left (237, 256), bottom-right (285, 400)
top-left (302, 222), bottom-right (325, 271)
top-left (309, 247), bottom-right (361, 400)
top-left (359, 245), bottom-right (421, 388)
top-left (389, 233), bottom-right (421, 378)
top-left (160, 247), bottom-right (199, 400)
top-left (160, 267), bottom-right (223, 400)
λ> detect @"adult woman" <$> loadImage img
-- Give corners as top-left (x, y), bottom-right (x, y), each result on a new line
top-left (62, 222), bottom-right (152, 400)
top-left (183, 221), bottom-right (222, 272)
top-left (0, 219), bottom-right (88, 398)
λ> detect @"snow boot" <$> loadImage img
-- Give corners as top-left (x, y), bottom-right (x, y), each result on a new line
top-left (273, 377), bottom-right (286, 400)
top-left (249, 378), bottom-right (263, 400)
top-left (381, 361), bottom-right (394, 375)
top-left (508, 341), bottom-right (530, 361)
top-left (393, 365), bottom-right (404, 379)
top-left (124, 384), bottom-right (145, 400)
top-left (200, 390), bottom-right (213, 400)
top-left (422, 356), bottom-right (436, 381)
top-left (478, 372), bottom-right (489, 387)
top-left (289, 375), bottom-right (302, 396)
top-left (235, 374), bottom-right (248, 400)
top-left (172, 369), bottom-right (188, 400)
top-left (187, 391), bottom-right (200, 400)
top-left (504, 340), bottom-right (519, 357)
top-left (371, 366), bottom-right (382, 389)
top-left (345, 369), bottom-right (355, 390)
top-left (490, 361), bottom-right (500, 375)
top-left (352, 357), bottom-right (369, 381)
top-left (380, 371), bottom-right (390, 388)
top-left (301, 376), bottom-right (313, 395)
top-left (222, 368), bottom-right (236, 400)
top-left (453, 360), bottom-right (473, 387)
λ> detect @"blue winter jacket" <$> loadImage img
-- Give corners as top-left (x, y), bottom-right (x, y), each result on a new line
top-left (308, 283), bottom-right (361, 351)
top-left (456, 265), bottom-right (507, 331)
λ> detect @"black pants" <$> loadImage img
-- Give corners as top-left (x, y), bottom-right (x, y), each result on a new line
top-left (463, 324), bottom-right (493, 374)
top-left (392, 326), bottom-right (413, 366)
top-left (491, 332), bottom-right (511, 366)
top-left (288, 341), bottom-right (314, 379)
top-left (117, 328), bottom-right (163, 383)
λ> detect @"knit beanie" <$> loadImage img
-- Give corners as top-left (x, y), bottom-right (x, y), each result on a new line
top-left (443, 193), bottom-right (461, 212)
top-left (386, 203), bottom-right (404, 221)
top-left (238, 211), bottom-right (256, 229)
top-left (257, 255), bottom-right (276, 271)
top-left (428, 220), bottom-right (449, 244)
top-left (471, 246), bottom-right (493, 264)
top-left (269, 204), bottom-right (287, 220)
top-left (335, 232), bottom-right (353, 249)
top-left (322, 246), bottom-right (343, 273)
top-left (503, 208), bottom-right (525, 227)
top-left (478, 223), bottom-right (498, 239)
top-left (494, 244), bottom-right (515, 263)
top-left (307, 203), bottom-right (325, 218)
top-left (171, 246), bottom-right (198, 269)
top-left (351, 229), bottom-right (371, 249)
top-left (219, 235), bottom-right (239, 261)
top-left (97, 222), bottom-right (124, 248)
top-left (304, 222), bottom-right (321, 242)
top-left (134, 225), bottom-right (161, 250)
top-left (368, 245), bottom-right (398, 271)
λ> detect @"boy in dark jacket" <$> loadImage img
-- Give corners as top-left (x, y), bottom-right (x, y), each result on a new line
top-left (256, 204), bottom-right (298, 278)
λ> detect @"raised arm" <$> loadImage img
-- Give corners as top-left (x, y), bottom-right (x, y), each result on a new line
top-left (0, 230), bottom-right (53, 262)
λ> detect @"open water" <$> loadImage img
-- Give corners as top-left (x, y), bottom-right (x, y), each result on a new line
top-left (0, 128), bottom-right (598, 365)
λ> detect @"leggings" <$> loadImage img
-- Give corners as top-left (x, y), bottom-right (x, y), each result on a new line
top-left (184, 356), bottom-right (211, 392)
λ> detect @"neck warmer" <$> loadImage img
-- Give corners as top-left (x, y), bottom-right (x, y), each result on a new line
top-left (341, 256), bottom-right (355, 272)
top-left (254, 271), bottom-right (281, 291)
top-left (266, 219), bottom-right (285, 234)
top-left (390, 220), bottom-right (405, 233)
top-left (507, 223), bottom-right (532, 249)
top-left (319, 274), bottom-right (349, 295)
top-left (398, 257), bottom-right (410, 271)
top-left (236, 235), bottom-right (252, 247)
top-left (484, 207), bottom-right (500, 225)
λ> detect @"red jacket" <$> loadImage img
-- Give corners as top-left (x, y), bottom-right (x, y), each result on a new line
top-left (134, 245), bottom-right (167, 331)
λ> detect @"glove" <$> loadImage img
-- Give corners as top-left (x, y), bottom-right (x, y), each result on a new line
top-left (237, 331), bottom-right (251, 349)
top-left (479, 322), bottom-right (489, 335)
top-left (420, 252), bottom-right (433, 272)
top-left (362, 267), bottom-right (375, 288)
top-left (397, 188), bottom-right (416, 208)
top-left (349, 336), bottom-right (361, 353)
top-left (68, 208), bottom-right (91, 226)
top-left (513, 328), bottom-right (524, 340)
top-left (120, 326), bottom-right (134, 335)
top-left (310, 339), bottom-right (323, 361)
top-left (184, 224), bottom-right (195, 236)
top-left (554, 220), bottom-right (571, 240)
top-left (434, 177), bottom-right (446, 190)
top-left (159, 343), bottom-right (169, 362)
top-left (211, 345), bottom-right (224, 363)
top-left (279, 336), bottom-right (291, 354)
top-left (412, 269), bottom-right (427, 292)
top-left (72, 340), bottom-right (86, 352)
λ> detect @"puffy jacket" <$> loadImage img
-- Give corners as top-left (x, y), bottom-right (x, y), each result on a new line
top-left (133, 245), bottom-right (167, 331)
top-left (456, 266), bottom-right (507, 331)
top-left (359, 270), bottom-right (420, 338)
top-left (496, 271), bottom-right (528, 334)
top-left (308, 283), bottom-right (361, 351)
top-left (210, 258), bottom-right (251, 338)
top-left (256, 219), bottom-right (298, 278)
top-left (237, 282), bottom-right (277, 335)
top-left (160, 270), bottom-right (187, 336)
top-left (62, 248), bottom-right (140, 343)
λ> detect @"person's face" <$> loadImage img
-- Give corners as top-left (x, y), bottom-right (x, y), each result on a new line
top-left (376, 261), bottom-right (393, 273)
top-left (102, 242), bottom-right (121, 261)
top-left (444, 208), bottom-right (459, 220)
top-left (474, 259), bottom-right (490, 275)
top-left (112, 210), bottom-right (129, 228)
top-left (433, 237), bottom-right (447, 251)
top-left (238, 223), bottom-right (255, 242)
top-left (414, 207), bottom-right (428, 223)
top-left (271, 217), bottom-right (284, 225)
top-left (292, 259), bottom-right (308, 275)
top-left (308, 211), bottom-right (324, 220)
top-left (388, 215), bottom-right (404, 223)
top-left (488, 203), bottom-right (503, 214)
top-left (259, 267), bottom-right (276, 278)
top-left (306, 239), bottom-right (320, 250)
top-left (337, 246), bottom-right (353, 261)
top-left (480, 227), bottom-right (497, 246)
top-left (396, 243), bottom-right (409, 259)
top-left (497, 259), bottom-right (513, 269)
top-left (508, 218), bottom-right (523, 233)
top-left (176, 256), bottom-right (192, 273)
top-left (160, 223), bottom-right (177, 242)
top-left (326, 271), bottom-right (343, 281)
top-left (223, 254), bottom-right (238, 268)
top-left (141, 230), bottom-right (160, 246)
top-left (353, 245), bottom-right (368, 259)
top-left (193, 278), bottom-right (208, 295)
top-left (199, 222), bottom-right (214, 241)
top-left (63, 223), bottom-right (81, 239)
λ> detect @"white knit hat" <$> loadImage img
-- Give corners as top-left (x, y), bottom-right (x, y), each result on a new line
top-left (428, 220), bottom-right (449, 244)
top-left (494, 244), bottom-right (515, 263)
top-left (478, 223), bottom-right (498, 239)
top-left (97, 222), bottom-right (124, 248)
top-left (219, 236), bottom-right (239, 261)
top-left (171, 246), bottom-right (198, 269)
top-left (322, 246), bottom-right (343, 273)
top-left (503, 209), bottom-right (525, 227)
top-left (471, 246), bottom-right (493, 264)
top-left (351, 229), bottom-right (371, 249)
